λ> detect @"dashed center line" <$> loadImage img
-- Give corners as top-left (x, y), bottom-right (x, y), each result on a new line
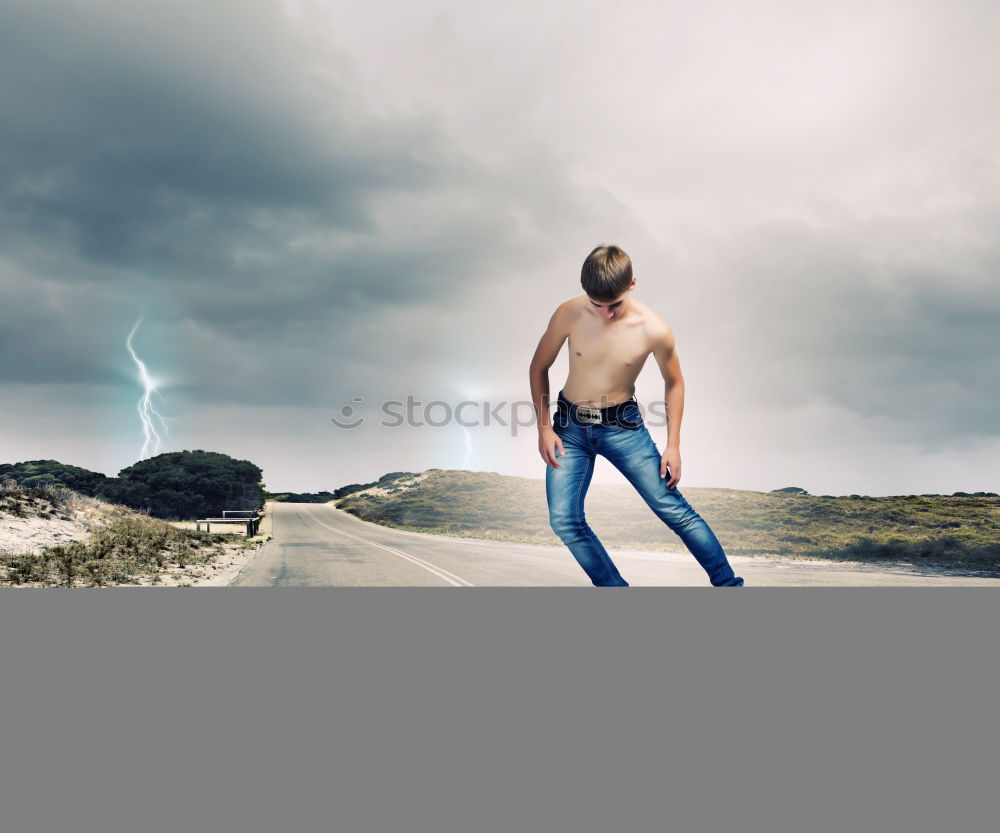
top-left (302, 507), bottom-right (475, 587)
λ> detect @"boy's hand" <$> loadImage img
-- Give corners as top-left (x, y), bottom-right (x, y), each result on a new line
top-left (539, 426), bottom-right (565, 468)
top-left (661, 447), bottom-right (681, 488)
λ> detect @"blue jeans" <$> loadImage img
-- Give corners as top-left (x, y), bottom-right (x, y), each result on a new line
top-left (545, 393), bottom-right (744, 587)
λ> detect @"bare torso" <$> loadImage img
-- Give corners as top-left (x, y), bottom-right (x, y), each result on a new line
top-left (560, 295), bottom-right (660, 407)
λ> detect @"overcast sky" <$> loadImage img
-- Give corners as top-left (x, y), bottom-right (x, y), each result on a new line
top-left (2, 0), bottom-right (999, 496)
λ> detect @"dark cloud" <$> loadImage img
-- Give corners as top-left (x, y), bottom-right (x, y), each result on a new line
top-left (0, 0), bottom-right (604, 405)
top-left (0, 1), bottom-right (450, 278)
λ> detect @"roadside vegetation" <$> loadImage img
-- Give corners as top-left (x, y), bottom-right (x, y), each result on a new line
top-left (0, 480), bottom-right (255, 587)
top-left (335, 470), bottom-right (1000, 575)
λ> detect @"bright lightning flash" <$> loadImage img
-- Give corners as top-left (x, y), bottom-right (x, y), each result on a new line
top-left (460, 425), bottom-right (473, 469)
top-left (126, 315), bottom-right (170, 459)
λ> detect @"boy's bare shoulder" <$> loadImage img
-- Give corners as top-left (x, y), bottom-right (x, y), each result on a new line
top-left (539, 297), bottom-right (584, 340)
top-left (633, 300), bottom-right (675, 346)
top-left (554, 295), bottom-right (588, 321)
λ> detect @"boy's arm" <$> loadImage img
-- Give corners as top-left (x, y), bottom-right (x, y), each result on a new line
top-left (651, 322), bottom-right (685, 486)
top-left (529, 303), bottom-right (571, 431)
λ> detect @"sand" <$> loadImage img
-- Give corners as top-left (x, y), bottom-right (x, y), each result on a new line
top-left (0, 486), bottom-right (274, 588)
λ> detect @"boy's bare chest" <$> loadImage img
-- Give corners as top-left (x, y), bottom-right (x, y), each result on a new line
top-left (568, 321), bottom-right (651, 367)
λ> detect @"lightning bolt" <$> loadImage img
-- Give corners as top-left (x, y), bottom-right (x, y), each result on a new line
top-left (455, 384), bottom-right (480, 470)
top-left (126, 315), bottom-right (170, 459)
top-left (460, 425), bottom-right (473, 469)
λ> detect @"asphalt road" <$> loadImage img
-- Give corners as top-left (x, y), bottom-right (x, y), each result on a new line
top-left (229, 503), bottom-right (1000, 587)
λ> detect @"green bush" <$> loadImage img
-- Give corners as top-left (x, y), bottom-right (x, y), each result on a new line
top-left (96, 450), bottom-right (264, 520)
top-left (0, 460), bottom-right (110, 496)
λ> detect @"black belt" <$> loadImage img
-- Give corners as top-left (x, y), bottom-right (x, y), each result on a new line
top-left (555, 391), bottom-right (641, 428)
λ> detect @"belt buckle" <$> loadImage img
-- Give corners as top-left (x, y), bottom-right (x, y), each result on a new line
top-left (575, 405), bottom-right (602, 424)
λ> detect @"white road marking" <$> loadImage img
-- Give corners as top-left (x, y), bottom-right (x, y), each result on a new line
top-left (302, 507), bottom-right (476, 587)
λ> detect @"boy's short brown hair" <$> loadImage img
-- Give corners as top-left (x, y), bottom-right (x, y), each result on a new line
top-left (581, 244), bottom-right (633, 302)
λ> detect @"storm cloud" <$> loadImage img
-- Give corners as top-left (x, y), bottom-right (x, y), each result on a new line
top-left (2, 0), bottom-right (999, 495)
top-left (0, 1), bottom-right (609, 393)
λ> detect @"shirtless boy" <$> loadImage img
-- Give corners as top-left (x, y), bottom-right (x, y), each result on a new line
top-left (529, 244), bottom-right (744, 587)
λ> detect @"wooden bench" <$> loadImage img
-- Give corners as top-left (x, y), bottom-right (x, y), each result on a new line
top-left (195, 514), bottom-right (262, 536)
